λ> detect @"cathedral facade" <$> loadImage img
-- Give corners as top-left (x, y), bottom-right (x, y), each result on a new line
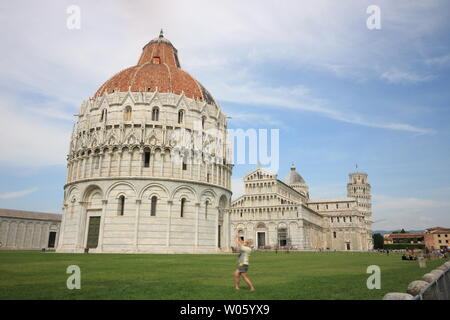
top-left (57, 32), bottom-right (233, 253)
top-left (229, 165), bottom-right (373, 251)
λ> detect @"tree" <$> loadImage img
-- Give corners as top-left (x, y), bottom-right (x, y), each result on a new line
top-left (373, 233), bottom-right (384, 249)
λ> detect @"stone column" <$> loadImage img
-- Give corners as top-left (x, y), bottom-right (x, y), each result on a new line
top-left (195, 202), bottom-right (200, 249)
top-left (151, 150), bottom-right (155, 177)
top-left (128, 150), bottom-right (133, 176)
top-left (98, 200), bottom-right (108, 252)
top-left (180, 154), bottom-right (184, 179)
top-left (75, 201), bottom-right (87, 251)
top-left (118, 150), bottom-right (123, 176)
top-left (89, 155), bottom-right (94, 177)
top-left (189, 153), bottom-right (193, 180)
top-left (35, 223), bottom-right (42, 249)
top-left (160, 152), bottom-right (165, 177)
top-left (166, 200), bottom-right (173, 247)
top-left (82, 155), bottom-right (88, 178)
top-left (216, 163), bottom-right (219, 185)
top-left (98, 152), bottom-right (104, 177)
top-left (224, 209), bottom-right (230, 250)
top-left (139, 149), bottom-right (144, 176)
top-left (134, 199), bottom-right (141, 251)
top-left (29, 223), bottom-right (35, 249)
top-left (215, 206), bottom-right (220, 251)
top-left (76, 159), bottom-right (81, 180)
top-left (108, 151), bottom-right (113, 176)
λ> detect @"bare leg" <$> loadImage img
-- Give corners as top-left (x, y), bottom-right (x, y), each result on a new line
top-left (241, 273), bottom-right (255, 291)
top-left (233, 270), bottom-right (241, 290)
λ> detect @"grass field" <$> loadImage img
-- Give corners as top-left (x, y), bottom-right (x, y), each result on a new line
top-left (0, 250), bottom-right (446, 300)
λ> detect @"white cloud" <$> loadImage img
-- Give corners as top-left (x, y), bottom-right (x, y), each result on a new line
top-left (0, 187), bottom-right (39, 200)
top-left (0, 97), bottom-right (70, 166)
top-left (214, 81), bottom-right (435, 135)
top-left (0, 0), bottom-right (445, 167)
top-left (380, 70), bottom-right (434, 84)
top-left (425, 53), bottom-right (450, 67)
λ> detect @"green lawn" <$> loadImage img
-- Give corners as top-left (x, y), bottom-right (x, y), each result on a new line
top-left (0, 250), bottom-right (446, 300)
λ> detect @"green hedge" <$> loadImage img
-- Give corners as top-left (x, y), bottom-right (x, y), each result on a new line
top-left (383, 243), bottom-right (424, 250)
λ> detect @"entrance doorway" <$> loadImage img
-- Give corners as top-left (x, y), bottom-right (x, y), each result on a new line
top-left (257, 232), bottom-right (266, 248)
top-left (86, 216), bottom-right (101, 249)
top-left (47, 231), bottom-right (57, 248)
top-left (346, 242), bottom-right (351, 250)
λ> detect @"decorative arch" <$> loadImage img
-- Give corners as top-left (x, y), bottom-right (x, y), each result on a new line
top-left (124, 105), bottom-right (132, 121)
top-left (199, 188), bottom-right (217, 205)
top-left (105, 181), bottom-right (138, 199)
top-left (151, 106), bottom-right (160, 121)
top-left (218, 194), bottom-right (229, 209)
top-left (139, 183), bottom-right (170, 200)
top-left (82, 184), bottom-right (104, 203)
top-left (170, 185), bottom-right (196, 202)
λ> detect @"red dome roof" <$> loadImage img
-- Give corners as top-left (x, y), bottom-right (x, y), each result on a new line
top-left (94, 31), bottom-right (217, 105)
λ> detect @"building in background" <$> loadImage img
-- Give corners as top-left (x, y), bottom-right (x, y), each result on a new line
top-left (424, 227), bottom-right (450, 251)
top-left (230, 165), bottom-right (373, 251)
top-left (383, 232), bottom-right (424, 246)
top-left (0, 208), bottom-right (61, 250)
top-left (57, 32), bottom-right (232, 254)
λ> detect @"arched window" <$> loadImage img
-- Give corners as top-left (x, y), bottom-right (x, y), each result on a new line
top-left (118, 195), bottom-right (125, 216)
top-left (152, 107), bottom-right (159, 121)
top-left (94, 150), bottom-right (100, 169)
top-left (333, 231), bottom-right (337, 238)
top-left (201, 116), bottom-right (206, 129)
top-left (151, 196), bottom-right (157, 216)
top-left (178, 110), bottom-right (184, 124)
top-left (205, 200), bottom-right (209, 220)
top-left (100, 109), bottom-right (107, 122)
top-left (143, 148), bottom-right (150, 168)
top-left (180, 198), bottom-right (186, 217)
top-left (182, 153), bottom-right (188, 171)
top-left (124, 106), bottom-right (132, 121)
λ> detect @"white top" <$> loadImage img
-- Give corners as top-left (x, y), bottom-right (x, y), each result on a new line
top-left (238, 245), bottom-right (252, 265)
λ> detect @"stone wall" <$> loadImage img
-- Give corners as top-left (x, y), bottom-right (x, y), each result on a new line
top-left (0, 216), bottom-right (60, 250)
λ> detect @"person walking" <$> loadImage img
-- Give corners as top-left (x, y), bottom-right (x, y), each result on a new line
top-left (233, 235), bottom-right (255, 291)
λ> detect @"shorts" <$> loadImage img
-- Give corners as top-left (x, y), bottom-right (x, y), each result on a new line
top-left (237, 264), bottom-right (249, 273)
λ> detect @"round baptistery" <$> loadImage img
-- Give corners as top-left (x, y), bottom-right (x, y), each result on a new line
top-left (57, 31), bottom-right (233, 254)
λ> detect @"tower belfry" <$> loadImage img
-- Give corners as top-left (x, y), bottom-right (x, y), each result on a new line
top-left (347, 172), bottom-right (371, 217)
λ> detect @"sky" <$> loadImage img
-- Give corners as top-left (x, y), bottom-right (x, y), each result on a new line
top-left (0, 0), bottom-right (449, 230)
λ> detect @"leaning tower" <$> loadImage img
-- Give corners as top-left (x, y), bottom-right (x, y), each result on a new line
top-left (57, 31), bottom-right (232, 254)
top-left (347, 172), bottom-right (372, 249)
top-left (347, 172), bottom-right (371, 217)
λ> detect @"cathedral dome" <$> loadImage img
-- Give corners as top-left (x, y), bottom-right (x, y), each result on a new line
top-left (94, 30), bottom-right (217, 106)
top-left (285, 164), bottom-right (305, 185)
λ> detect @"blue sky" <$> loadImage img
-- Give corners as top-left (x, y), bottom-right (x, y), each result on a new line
top-left (0, 0), bottom-right (449, 230)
